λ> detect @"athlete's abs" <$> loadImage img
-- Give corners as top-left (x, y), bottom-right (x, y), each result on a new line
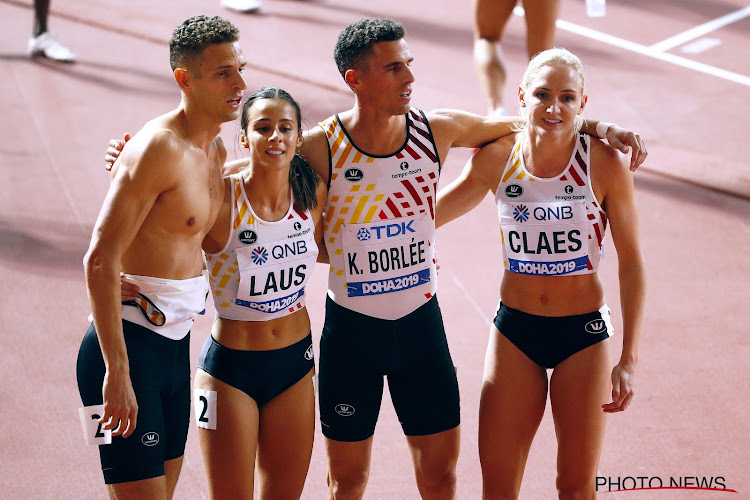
top-left (212, 309), bottom-right (311, 351)
top-left (500, 271), bottom-right (605, 317)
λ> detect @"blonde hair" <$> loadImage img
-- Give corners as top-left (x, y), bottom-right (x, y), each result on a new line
top-left (513, 48), bottom-right (587, 133)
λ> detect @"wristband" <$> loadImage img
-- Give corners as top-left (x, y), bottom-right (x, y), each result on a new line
top-left (596, 122), bottom-right (613, 138)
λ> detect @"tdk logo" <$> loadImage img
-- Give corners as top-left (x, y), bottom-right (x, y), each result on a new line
top-left (400, 161), bottom-right (409, 170)
top-left (238, 230), bottom-right (258, 245)
top-left (304, 344), bottom-right (314, 361)
top-left (513, 205), bottom-right (530, 223)
top-left (369, 221), bottom-right (415, 239)
top-left (293, 221), bottom-right (302, 231)
top-left (335, 404), bottom-right (355, 417)
top-left (141, 432), bottom-right (159, 447)
top-left (344, 168), bottom-right (364, 182)
top-left (505, 184), bottom-right (523, 198)
top-left (356, 228), bottom-right (371, 241)
top-left (585, 319), bottom-right (606, 334)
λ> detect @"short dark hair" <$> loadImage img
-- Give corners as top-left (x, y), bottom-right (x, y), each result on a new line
top-left (333, 18), bottom-right (405, 79)
top-left (240, 87), bottom-right (320, 212)
top-left (169, 15), bottom-right (239, 71)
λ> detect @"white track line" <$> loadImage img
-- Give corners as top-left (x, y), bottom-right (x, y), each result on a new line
top-left (649, 5), bottom-right (750, 52)
top-left (513, 5), bottom-right (750, 88)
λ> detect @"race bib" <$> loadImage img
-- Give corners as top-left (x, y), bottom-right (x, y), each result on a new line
top-left (235, 237), bottom-right (313, 314)
top-left (194, 389), bottom-right (217, 430)
top-left (501, 200), bottom-right (589, 275)
top-left (341, 214), bottom-right (432, 297)
top-left (78, 405), bottom-right (112, 446)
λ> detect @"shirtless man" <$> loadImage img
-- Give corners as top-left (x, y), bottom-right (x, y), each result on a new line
top-left (76, 15), bottom-right (246, 499)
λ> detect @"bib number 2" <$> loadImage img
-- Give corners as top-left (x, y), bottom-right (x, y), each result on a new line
top-left (194, 389), bottom-right (217, 430)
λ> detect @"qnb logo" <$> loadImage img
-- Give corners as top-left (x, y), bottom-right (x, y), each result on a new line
top-left (505, 184), bottom-right (523, 198)
top-left (356, 228), bottom-right (371, 242)
top-left (400, 161), bottom-right (409, 171)
top-left (565, 185), bottom-right (574, 194)
top-left (141, 432), bottom-right (159, 447)
top-left (304, 344), bottom-right (314, 361)
top-left (293, 221), bottom-right (302, 231)
top-left (251, 247), bottom-right (269, 265)
top-left (585, 319), bottom-right (606, 334)
top-left (513, 204), bottom-right (530, 223)
top-left (238, 229), bottom-right (258, 245)
top-left (335, 404), bottom-right (355, 417)
top-left (344, 167), bottom-right (364, 182)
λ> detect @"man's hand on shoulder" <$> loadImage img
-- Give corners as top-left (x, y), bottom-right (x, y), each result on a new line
top-left (603, 125), bottom-right (647, 172)
top-left (105, 133), bottom-right (131, 171)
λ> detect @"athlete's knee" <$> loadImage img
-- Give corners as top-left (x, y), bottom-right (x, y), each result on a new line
top-left (556, 473), bottom-right (597, 500)
top-left (327, 467), bottom-right (369, 500)
top-left (417, 467), bottom-right (457, 500)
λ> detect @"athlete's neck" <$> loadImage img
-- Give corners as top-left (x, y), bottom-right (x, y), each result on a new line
top-left (242, 165), bottom-right (290, 222)
top-left (340, 105), bottom-right (408, 156)
top-left (523, 130), bottom-right (578, 178)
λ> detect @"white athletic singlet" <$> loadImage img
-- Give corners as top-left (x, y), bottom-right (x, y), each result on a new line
top-left (89, 273), bottom-right (209, 341)
top-left (204, 173), bottom-right (318, 321)
top-left (495, 133), bottom-right (607, 276)
top-left (321, 108), bottom-right (441, 320)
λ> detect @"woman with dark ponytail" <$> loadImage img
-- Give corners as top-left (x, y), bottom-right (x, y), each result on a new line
top-left (196, 86), bottom-right (327, 498)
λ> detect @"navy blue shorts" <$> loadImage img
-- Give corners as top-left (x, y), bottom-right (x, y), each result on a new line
top-left (493, 302), bottom-right (612, 369)
top-left (76, 321), bottom-right (190, 484)
top-left (319, 295), bottom-right (460, 441)
top-left (198, 332), bottom-right (314, 407)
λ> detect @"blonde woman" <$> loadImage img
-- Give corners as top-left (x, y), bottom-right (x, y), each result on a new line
top-left (437, 48), bottom-right (646, 499)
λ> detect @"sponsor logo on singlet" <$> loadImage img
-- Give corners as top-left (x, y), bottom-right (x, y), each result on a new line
top-left (141, 432), bottom-right (159, 447)
top-left (513, 205), bottom-right (530, 223)
top-left (335, 404), bottom-right (355, 417)
top-left (585, 319), bottom-right (607, 334)
top-left (251, 247), bottom-right (269, 265)
top-left (294, 221), bottom-right (302, 231)
top-left (238, 229), bottom-right (258, 245)
top-left (392, 160), bottom-right (422, 179)
top-left (356, 228), bottom-right (371, 241)
top-left (565, 185), bottom-right (574, 194)
top-left (505, 184), bottom-right (523, 198)
top-left (344, 167), bottom-right (364, 182)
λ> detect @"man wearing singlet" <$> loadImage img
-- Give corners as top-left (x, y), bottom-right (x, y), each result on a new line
top-left (76, 16), bottom-right (246, 499)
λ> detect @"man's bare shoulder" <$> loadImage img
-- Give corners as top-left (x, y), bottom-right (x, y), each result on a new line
top-left (301, 125), bottom-right (330, 182)
top-left (114, 126), bottom-right (186, 181)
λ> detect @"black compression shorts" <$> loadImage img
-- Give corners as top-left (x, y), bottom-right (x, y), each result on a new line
top-left (76, 321), bottom-right (190, 484)
top-left (319, 295), bottom-right (460, 442)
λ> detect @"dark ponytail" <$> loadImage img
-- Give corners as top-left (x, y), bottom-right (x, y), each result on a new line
top-left (289, 153), bottom-right (319, 212)
top-left (241, 86), bottom-right (320, 212)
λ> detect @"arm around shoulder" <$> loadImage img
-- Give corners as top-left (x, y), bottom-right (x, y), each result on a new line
top-left (435, 136), bottom-right (513, 228)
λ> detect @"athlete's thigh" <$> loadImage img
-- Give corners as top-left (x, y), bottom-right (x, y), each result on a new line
top-left (107, 475), bottom-right (169, 500)
top-left (479, 327), bottom-right (548, 496)
top-left (256, 368), bottom-right (315, 500)
top-left (318, 331), bottom-right (384, 442)
top-left (475, 0), bottom-right (518, 39)
top-left (521, 0), bottom-right (560, 57)
top-left (388, 354), bottom-right (460, 438)
top-left (194, 368), bottom-right (259, 496)
top-left (549, 339), bottom-right (611, 487)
